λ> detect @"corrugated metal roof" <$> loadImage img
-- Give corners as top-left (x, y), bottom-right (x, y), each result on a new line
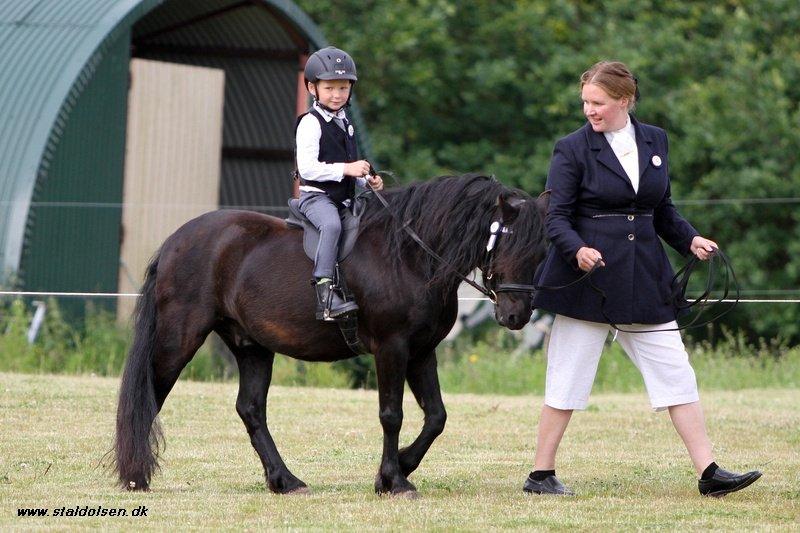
top-left (138, 1), bottom-right (296, 49)
top-left (0, 4), bottom-right (33, 22)
top-left (22, 0), bottom-right (127, 26)
top-left (19, 34), bottom-right (129, 295)
top-left (132, 0), bottom-right (243, 36)
top-left (220, 158), bottom-right (295, 216)
top-left (0, 0), bottom-right (370, 284)
top-left (0, 0), bottom-right (160, 280)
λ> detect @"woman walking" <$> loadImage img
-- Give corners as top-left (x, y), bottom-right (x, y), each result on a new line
top-left (525, 61), bottom-right (761, 497)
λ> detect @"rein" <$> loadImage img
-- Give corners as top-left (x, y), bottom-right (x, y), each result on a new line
top-left (364, 171), bottom-right (496, 299)
top-left (492, 263), bottom-right (602, 294)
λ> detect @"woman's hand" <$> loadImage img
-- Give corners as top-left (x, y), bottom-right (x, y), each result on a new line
top-left (576, 246), bottom-right (605, 272)
top-left (366, 174), bottom-right (383, 190)
top-left (690, 235), bottom-right (718, 260)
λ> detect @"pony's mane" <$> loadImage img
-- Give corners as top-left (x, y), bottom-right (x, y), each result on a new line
top-left (360, 173), bottom-right (544, 293)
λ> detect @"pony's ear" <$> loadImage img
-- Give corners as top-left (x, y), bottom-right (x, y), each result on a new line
top-left (498, 191), bottom-right (525, 224)
top-left (535, 189), bottom-right (551, 219)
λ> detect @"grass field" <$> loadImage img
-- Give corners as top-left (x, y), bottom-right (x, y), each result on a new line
top-left (1, 372), bottom-right (798, 530)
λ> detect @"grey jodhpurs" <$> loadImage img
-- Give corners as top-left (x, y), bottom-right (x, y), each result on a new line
top-left (298, 191), bottom-right (345, 280)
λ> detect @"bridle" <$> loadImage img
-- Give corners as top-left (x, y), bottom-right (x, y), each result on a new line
top-left (483, 218), bottom-right (600, 298)
top-left (481, 219), bottom-right (511, 303)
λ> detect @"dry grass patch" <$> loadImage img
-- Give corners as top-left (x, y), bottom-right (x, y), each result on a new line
top-left (1, 373), bottom-right (798, 530)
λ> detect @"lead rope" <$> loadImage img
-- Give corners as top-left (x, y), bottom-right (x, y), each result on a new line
top-left (495, 261), bottom-right (602, 294)
top-left (494, 246), bottom-right (740, 333)
top-left (588, 247), bottom-right (740, 333)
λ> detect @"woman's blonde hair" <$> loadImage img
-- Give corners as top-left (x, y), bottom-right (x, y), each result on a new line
top-left (580, 61), bottom-right (638, 110)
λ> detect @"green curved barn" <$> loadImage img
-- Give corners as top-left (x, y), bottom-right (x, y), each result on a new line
top-left (0, 0), bottom-right (370, 302)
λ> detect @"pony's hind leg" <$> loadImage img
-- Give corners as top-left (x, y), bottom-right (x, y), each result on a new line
top-left (398, 350), bottom-right (447, 477)
top-left (152, 307), bottom-right (215, 409)
top-left (231, 344), bottom-right (308, 494)
top-left (116, 287), bottom-right (213, 491)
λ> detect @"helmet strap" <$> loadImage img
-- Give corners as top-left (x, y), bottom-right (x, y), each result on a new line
top-left (313, 96), bottom-right (346, 114)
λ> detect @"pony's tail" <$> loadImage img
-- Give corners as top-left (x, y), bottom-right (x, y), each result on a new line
top-left (114, 253), bottom-right (163, 491)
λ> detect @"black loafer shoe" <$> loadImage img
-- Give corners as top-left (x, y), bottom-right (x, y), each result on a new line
top-left (698, 468), bottom-right (762, 497)
top-left (523, 473), bottom-right (575, 496)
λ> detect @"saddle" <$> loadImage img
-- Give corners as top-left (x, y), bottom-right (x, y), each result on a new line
top-left (285, 195), bottom-right (369, 355)
top-left (285, 195), bottom-right (367, 262)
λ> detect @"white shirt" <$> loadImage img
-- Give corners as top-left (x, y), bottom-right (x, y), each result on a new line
top-left (295, 102), bottom-right (366, 193)
top-left (604, 115), bottom-right (639, 193)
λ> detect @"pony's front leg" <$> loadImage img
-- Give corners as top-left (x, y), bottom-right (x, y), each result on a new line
top-left (398, 350), bottom-right (447, 477)
top-left (373, 338), bottom-right (417, 497)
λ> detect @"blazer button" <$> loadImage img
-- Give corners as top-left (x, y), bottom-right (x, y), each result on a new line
top-left (627, 215), bottom-right (635, 221)
top-left (627, 233), bottom-right (635, 241)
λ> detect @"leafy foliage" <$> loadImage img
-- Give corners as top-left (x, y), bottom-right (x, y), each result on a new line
top-left (0, 298), bottom-right (226, 380)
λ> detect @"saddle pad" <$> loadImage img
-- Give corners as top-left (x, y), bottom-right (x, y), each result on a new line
top-left (285, 197), bottom-right (365, 262)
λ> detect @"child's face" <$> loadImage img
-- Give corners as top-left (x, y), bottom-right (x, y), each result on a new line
top-left (309, 79), bottom-right (352, 111)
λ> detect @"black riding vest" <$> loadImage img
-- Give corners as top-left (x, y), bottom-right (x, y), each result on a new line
top-left (295, 108), bottom-right (359, 205)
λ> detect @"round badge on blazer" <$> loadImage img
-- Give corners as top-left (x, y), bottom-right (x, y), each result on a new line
top-left (652, 155), bottom-right (662, 167)
top-left (348, 124), bottom-right (355, 137)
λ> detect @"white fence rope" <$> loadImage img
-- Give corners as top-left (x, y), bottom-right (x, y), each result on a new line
top-left (0, 291), bottom-right (140, 297)
top-left (1, 291), bottom-right (799, 303)
top-left (3, 197), bottom-right (800, 208)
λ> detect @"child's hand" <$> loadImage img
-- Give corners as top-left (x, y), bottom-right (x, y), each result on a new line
top-left (343, 160), bottom-right (370, 177)
top-left (367, 175), bottom-right (383, 191)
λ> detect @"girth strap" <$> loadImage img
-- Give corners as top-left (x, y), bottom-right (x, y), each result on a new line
top-left (338, 314), bottom-right (368, 355)
top-left (331, 263), bottom-right (368, 355)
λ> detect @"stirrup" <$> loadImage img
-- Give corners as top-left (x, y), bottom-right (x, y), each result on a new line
top-left (314, 279), bottom-right (337, 321)
top-left (316, 307), bottom-right (337, 321)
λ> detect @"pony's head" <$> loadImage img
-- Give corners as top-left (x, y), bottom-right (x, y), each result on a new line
top-left (360, 174), bottom-right (549, 330)
top-left (482, 189), bottom-right (549, 330)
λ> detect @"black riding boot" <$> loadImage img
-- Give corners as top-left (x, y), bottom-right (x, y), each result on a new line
top-left (315, 280), bottom-right (359, 320)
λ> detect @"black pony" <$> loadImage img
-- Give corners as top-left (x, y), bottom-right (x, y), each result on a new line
top-left (114, 174), bottom-right (548, 496)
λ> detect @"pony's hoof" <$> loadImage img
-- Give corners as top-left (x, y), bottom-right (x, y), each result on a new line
top-left (374, 472), bottom-right (418, 497)
top-left (124, 480), bottom-right (150, 492)
top-left (269, 474), bottom-right (309, 495)
top-left (374, 473), bottom-right (386, 494)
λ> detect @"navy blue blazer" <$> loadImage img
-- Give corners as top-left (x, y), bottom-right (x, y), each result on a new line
top-left (532, 116), bottom-right (699, 324)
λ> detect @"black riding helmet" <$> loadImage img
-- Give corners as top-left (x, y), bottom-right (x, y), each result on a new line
top-left (304, 47), bottom-right (358, 111)
top-left (304, 46), bottom-right (358, 83)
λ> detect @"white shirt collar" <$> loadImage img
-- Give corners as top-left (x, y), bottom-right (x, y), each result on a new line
top-left (313, 101), bottom-right (347, 122)
top-left (604, 115), bottom-right (635, 142)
